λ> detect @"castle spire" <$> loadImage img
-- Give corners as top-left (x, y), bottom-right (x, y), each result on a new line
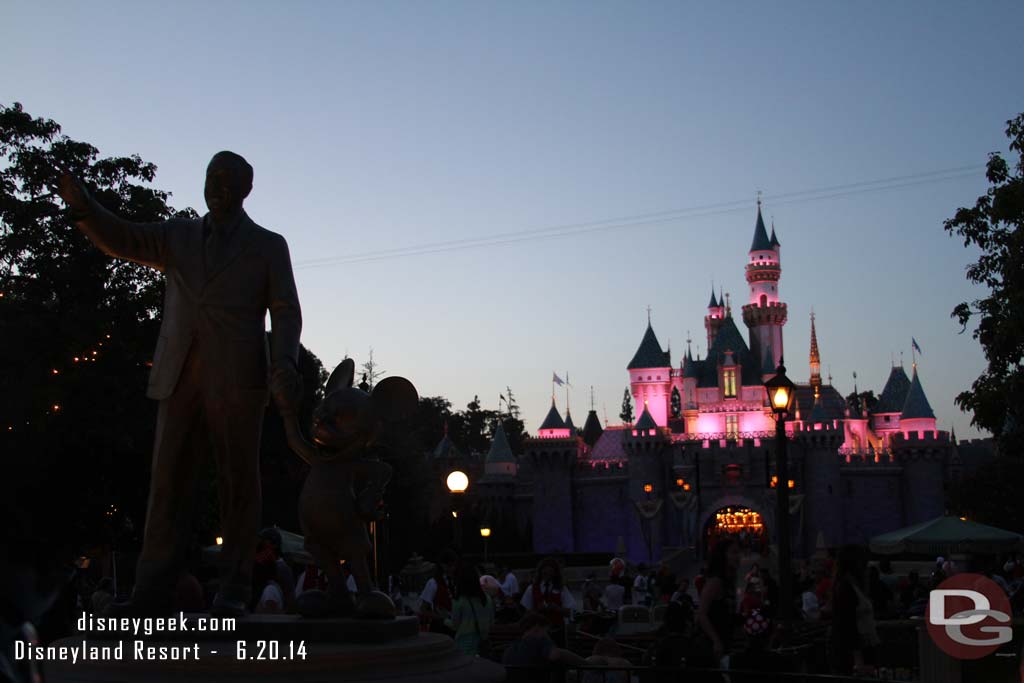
top-left (809, 310), bottom-right (821, 396)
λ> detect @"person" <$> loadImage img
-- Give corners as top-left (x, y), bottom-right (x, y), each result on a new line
top-left (814, 563), bottom-right (834, 611)
top-left (643, 599), bottom-right (695, 682)
top-left (502, 611), bottom-right (588, 683)
top-left (671, 576), bottom-right (696, 610)
top-left (294, 563), bottom-right (328, 598)
top-left (520, 557), bottom-right (576, 621)
top-left (498, 564), bottom-right (520, 600)
top-left (633, 563), bottom-right (650, 605)
top-left (259, 527), bottom-right (296, 612)
top-left (520, 557), bottom-right (576, 647)
top-left (739, 577), bottom-right (763, 619)
top-left (56, 153), bottom-right (303, 617)
top-left (799, 578), bottom-right (821, 622)
top-left (447, 563), bottom-right (495, 657)
top-left (828, 545), bottom-right (879, 676)
top-left (419, 549), bottom-right (459, 635)
top-left (90, 578), bottom-right (114, 616)
top-left (602, 580), bottom-right (626, 612)
top-left (655, 563), bottom-right (676, 602)
top-left (867, 565), bottom-right (892, 619)
top-left (581, 573), bottom-right (602, 612)
top-left (252, 541), bottom-right (285, 614)
top-left (695, 537), bottom-right (741, 671)
top-left (758, 567), bottom-right (779, 619)
top-left (584, 638), bottom-right (632, 683)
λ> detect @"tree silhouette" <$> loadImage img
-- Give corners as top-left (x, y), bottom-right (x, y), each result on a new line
top-left (619, 388), bottom-right (634, 424)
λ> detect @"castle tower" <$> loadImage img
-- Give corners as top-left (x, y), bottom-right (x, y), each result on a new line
top-left (899, 365), bottom-right (937, 435)
top-left (526, 403), bottom-right (581, 554)
top-left (704, 286), bottom-right (725, 351)
top-left (809, 312), bottom-right (822, 397)
top-left (741, 205), bottom-right (787, 376)
top-left (628, 316), bottom-right (672, 427)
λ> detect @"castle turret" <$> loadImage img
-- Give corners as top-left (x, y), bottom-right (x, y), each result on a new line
top-left (900, 365), bottom-right (937, 435)
top-left (809, 312), bottom-right (822, 397)
top-left (482, 421), bottom-right (518, 480)
top-left (872, 365), bottom-right (911, 438)
top-left (741, 204), bottom-right (787, 374)
top-left (705, 286), bottom-right (725, 351)
top-left (526, 403), bottom-right (582, 554)
top-left (628, 317), bottom-right (672, 427)
top-left (582, 409), bottom-right (603, 447)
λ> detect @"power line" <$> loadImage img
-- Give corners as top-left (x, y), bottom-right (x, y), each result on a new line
top-left (294, 163), bottom-right (985, 270)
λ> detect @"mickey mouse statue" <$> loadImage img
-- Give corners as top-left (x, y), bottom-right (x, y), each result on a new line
top-left (276, 358), bottom-right (418, 619)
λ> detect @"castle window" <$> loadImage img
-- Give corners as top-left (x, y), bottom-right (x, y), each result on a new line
top-left (760, 294), bottom-right (767, 307)
top-left (726, 415), bottom-right (739, 440)
top-left (723, 369), bottom-right (737, 399)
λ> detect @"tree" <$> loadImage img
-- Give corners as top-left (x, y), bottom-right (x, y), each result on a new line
top-left (619, 388), bottom-right (634, 424)
top-left (360, 347), bottom-right (385, 390)
top-left (945, 112), bottom-right (1024, 454)
top-left (0, 102), bottom-right (198, 564)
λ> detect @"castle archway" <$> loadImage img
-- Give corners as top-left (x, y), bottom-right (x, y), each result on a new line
top-left (698, 495), bottom-right (769, 556)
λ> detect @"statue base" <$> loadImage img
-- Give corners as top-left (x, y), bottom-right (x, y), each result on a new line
top-left (44, 631), bottom-right (505, 682)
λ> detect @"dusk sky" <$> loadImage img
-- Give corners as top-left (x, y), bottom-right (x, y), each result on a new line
top-left (5, 1), bottom-right (1022, 439)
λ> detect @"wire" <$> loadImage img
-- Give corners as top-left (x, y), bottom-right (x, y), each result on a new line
top-left (293, 163), bottom-right (985, 270)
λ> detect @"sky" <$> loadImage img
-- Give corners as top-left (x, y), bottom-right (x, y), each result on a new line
top-left (4, 1), bottom-right (1022, 440)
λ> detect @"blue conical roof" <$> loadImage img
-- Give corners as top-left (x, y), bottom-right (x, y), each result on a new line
top-left (770, 223), bottom-right (781, 248)
top-left (750, 206), bottom-right (772, 252)
top-left (485, 421), bottom-right (516, 464)
top-left (582, 409), bottom-right (603, 446)
top-left (877, 366), bottom-right (911, 413)
top-left (564, 410), bottom-right (576, 433)
top-left (901, 367), bottom-right (936, 420)
top-left (708, 287), bottom-right (719, 308)
top-left (635, 405), bottom-right (658, 431)
top-left (808, 393), bottom-right (828, 423)
top-left (539, 401), bottom-right (566, 430)
top-left (627, 322), bottom-right (671, 369)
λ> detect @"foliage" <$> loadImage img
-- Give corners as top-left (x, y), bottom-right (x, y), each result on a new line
top-left (0, 102), bottom-right (196, 561)
top-left (944, 112), bottom-right (1024, 455)
top-left (619, 387), bottom-right (634, 423)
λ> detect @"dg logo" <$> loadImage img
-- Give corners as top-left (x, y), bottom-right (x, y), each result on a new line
top-left (926, 573), bottom-right (1013, 660)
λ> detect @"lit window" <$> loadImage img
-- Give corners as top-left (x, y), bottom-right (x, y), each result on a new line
top-left (726, 415), bottom-right (739, 440)
top-left (723, 369), bottom-right (737, 398)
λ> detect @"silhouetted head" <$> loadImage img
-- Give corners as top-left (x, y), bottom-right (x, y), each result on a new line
top-left (310, 358), bottom-right (418, 458)
top-left (205, 151), bottom-right (253, 222)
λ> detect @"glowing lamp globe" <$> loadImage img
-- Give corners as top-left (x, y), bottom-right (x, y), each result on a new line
top-left (479, 527), bottom-right (492, 538)
top-left (446, 470), bottom-right (469, 494)
top-left (764, 360), bottom-right (796, 416)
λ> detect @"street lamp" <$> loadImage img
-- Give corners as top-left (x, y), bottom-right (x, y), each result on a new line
top-left (764, 358), bottom-right (796, 620)
top-left (447, 470), bottom-right (469, 548)
top-left (479, 527), bottom-right (491, 563)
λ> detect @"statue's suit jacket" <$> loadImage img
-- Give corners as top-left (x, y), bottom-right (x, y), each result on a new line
top-left (74, 201), bottom-right (302, 401)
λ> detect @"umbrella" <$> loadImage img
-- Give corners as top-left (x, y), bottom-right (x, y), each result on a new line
top-left (870, 515), bottom-right (1024, 555)
top-left (203, 527), bottom-right (314, 565)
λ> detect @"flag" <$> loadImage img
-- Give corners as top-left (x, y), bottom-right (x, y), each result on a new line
top-left (912, 337), bottom-right (922, 355)
top-left (552, 372), bottom-right (565, 386)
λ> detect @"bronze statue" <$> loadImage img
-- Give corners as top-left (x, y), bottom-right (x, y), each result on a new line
top-left (56, 152), bottom-right (303, 617)
top-left (279, 358), bottom-right (418, 619)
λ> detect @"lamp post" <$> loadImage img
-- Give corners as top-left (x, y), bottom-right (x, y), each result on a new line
top-left (764, 358), bottom-right (796, 621)
top-left (446, 470), bottom-right (469, 549)
top-left (479, 527), bottom-right (491, 563)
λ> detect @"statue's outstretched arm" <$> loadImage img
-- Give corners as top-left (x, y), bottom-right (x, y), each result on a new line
top-left (58, 174), bottom-right (169, 271)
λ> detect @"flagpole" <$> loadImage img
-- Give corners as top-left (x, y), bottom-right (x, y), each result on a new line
top-left (565, 371), bottom-right (570, 420)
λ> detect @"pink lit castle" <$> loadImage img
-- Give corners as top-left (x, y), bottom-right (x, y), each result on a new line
top-left (494, 204), bottom-right (963, 563)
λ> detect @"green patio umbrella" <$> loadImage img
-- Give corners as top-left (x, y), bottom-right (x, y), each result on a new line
top-left (870, 515), bottom-right (1024, 555)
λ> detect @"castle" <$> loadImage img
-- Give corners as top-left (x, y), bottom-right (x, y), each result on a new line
top-left (464, 206), bottom-right (969, 563)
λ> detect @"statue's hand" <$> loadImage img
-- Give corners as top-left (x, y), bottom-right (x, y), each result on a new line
top-left (56, 173), bottom-right (91, 215)
top-left (271, 363), bottom-right (303, 416)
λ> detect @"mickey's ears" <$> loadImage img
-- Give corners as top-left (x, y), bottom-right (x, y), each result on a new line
top-left (326, 358), bottom-right (356, 395)
top-left (370, 376), bottom-right (418, 422)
